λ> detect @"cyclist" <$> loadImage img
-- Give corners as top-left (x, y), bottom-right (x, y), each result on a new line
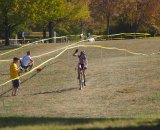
top-left (20, 51), bottom-right (34, 72)
top-left (73, 49), bottom-right (88, 86)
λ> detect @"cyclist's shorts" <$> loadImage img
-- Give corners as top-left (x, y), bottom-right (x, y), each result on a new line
top-left (79, 64), bottom-right (87, 70)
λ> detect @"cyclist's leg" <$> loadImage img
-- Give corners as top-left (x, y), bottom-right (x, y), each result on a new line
top-left (77, 64), bottom-right (81, 79)
top-left (83, 69), bottom-right (86, 86)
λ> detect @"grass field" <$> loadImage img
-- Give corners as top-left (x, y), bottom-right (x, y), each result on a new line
top-left (0, 38), bottom-right (160, 130)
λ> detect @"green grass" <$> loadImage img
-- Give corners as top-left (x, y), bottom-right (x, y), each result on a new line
top-left (0, 116), bottom-right (160, 130)
top-left (146, 92), bottom-right (160, 101)
top-left (0, 38), bottom-right (160, 129)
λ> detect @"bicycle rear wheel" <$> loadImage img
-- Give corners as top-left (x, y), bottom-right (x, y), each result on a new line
top-left (79, 71), bottom-right (84, 90)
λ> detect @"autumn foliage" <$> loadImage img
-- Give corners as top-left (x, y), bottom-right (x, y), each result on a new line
top-left (0, 0), bottom-right (160, 45)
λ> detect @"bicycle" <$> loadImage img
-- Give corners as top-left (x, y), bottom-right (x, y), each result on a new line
top-left (78, 64), bottom-right (85, 90)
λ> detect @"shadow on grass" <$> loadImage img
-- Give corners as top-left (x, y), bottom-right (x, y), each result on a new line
top-left (0, 88), bottom-right (12, 98)
top-left (0, 72), bottom-right (40, 98)
top-left (78, 126), bottom-right (160, 130)
top-left (0, 66), bottom-right (46, 98)
top-left (78, 125), bottom-right (160, 130)
top-left (0, 45), bottom-right (20, 51)
top-left (0, 117), bottom-right (159, 130)
top-left (31, 87), bottom-right (77, 96)
top-left (0, 61), bottom-right (68, 98)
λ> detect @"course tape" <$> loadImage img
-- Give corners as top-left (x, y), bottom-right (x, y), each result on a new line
top-left (0, 43), bottom-right (76, 62)
top-left (1, 33), bottom-right (158, 87)
top-left (32, 40), bottom-right (85, 58)
top-left (69, 33), bottom-right (150, 38)
top-left (0, 48), bottom-right (68, 88)
top-left (0, 37), bottom-right (94, 87)
top-left (0, 36), bottom-right (101, 62)
top-left (0, 32), bottom-right (151, 57)
top-left (0, 38), bottom-right (32, 42)
top-left (31, 42), bottom-right (157, 58)
top-left (0, 43), bottom-right (31, 56)
top-left (67, 44), bottom-right (157, 56)
top-left (0, 32), bottom-right (152, 61)
top-left (0, 38), bottom-right (157, 62)
top-left (0, 41), bottom-right (157, 88)
top-left (0, 59), bottom-right (11, 62)
top-left (108, 33), bottom-right (150, 37)
top-left (0, 36), bottom-right (67, 57)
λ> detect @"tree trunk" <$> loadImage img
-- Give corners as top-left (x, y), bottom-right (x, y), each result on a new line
top-left (48, 21), bottom-right (53, 43)
top-left (43, 27), bottom-right (46, 39)
top-left (106, 15), bottom-right (110, 35)
top-left (43, 27), bottom-right (47, 43)
top-left (4, 9), bottom-right (9, 46)
top-left (80, 21), bottom-right (83, 34)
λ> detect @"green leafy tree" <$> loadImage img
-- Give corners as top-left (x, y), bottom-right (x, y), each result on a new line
top-left (0, 0), bottom-right (19, 45)
top-left (36, 0), bottom-right (89, 42)
top-left (0, 0), bottom-right (40, 45)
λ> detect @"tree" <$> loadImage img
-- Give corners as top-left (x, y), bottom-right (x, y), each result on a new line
top-left (0, 0), bottom-right (90, 45)
top-left (90, 0), bottom-right (121, 35)
top-left (0, 0), bottom-right (19, 45)
top-left (144, 0), bottom-right (160, 35)
top-left (71, 0), bottom-right (90, 34)
top-left (36, 0), bottom-right (89, 42)
top-left (0, 0), bottom-right (40, 45)
top-left (117, 0), bottom-right (160, 34)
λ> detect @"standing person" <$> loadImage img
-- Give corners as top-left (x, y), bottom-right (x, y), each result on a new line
top-left (80, 33), bottom-right (83, 40)
top-left (73, 49), bottom-right (88, 86)
top-left (87, 32), bottom-right (91, 39)
top-left (10, 57), bottom-right (20, 96)
top-left (20, 51), bottom-right (34, 72)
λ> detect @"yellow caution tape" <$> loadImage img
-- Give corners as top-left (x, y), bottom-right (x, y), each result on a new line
top-left (67, 44), bottom-right (157, 56)
top-left (0, 40), bottom-right (157, 88)
top-left (0, 36), bottom-right (68, 57)
top-left (0, 37), bottom-right (158, 62)
top-left (0, 37), bottom-right (93, 87)
top-left (0, 35), bottom-right (158, 88)
top-left (0, 48), bottom-right (67, 87)
top-left (0, 36), bottom-right (102, 62)
top-left (0, 33), bottom-right (151, 59)
top-left (0, 44), bottom-right (31, 56)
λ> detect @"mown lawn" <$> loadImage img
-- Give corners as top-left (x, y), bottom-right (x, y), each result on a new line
top-left (0, 38), bottom-right (160, 129)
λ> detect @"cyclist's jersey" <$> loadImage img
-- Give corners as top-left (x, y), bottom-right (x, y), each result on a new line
top-left (78, 54), bottom-right (88, 67)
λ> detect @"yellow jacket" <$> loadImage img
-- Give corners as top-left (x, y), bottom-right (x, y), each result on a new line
top-left (10, 63), bottom-right (19, 79)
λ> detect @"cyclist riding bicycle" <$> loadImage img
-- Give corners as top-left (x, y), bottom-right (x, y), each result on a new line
top-left (73, 49), bottom-right (88, 86)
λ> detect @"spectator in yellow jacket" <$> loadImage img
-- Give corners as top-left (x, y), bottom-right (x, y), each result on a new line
top-left (10, 57), bottom-right (20, 96)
